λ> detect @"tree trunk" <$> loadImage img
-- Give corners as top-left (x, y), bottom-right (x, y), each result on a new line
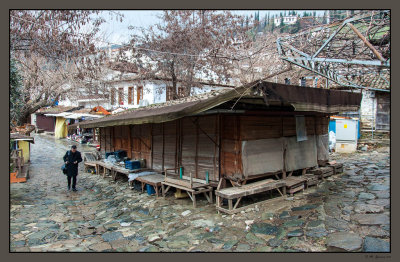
top-left (18, 100), bottom-right (52, 126)
top-left (170, 59), bottom-right (178, 100)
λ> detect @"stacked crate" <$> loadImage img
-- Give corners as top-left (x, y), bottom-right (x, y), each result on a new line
top-left (328, 163), bottom-right (344, 175)
top-left (304, 174), bottom-right (319, 188)
top-left (125, 160), bottom-right (141, 170)
top-left (308, 166), bottom-right (334, 179)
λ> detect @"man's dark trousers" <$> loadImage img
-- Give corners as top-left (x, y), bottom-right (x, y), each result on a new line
top-left (67, 175), bottom-right (77, 190)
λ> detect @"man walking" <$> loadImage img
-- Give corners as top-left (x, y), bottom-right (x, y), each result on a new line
top-left (63, 145), bottom-right (82, 191)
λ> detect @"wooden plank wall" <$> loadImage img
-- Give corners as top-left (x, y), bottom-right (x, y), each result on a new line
top-left (220, 114), bottom-right (329, 179)
top-left (181, 117), bottom-right (197, 177)
top-left (197, 115), bottom-right (219, 181)
top-left (131, 124), bottom-right (152, 167)
top-left (164, 121), bottom-right (178, 170)
top-left (98, 113), bottom-right (329, 182)
top-left (152, 123), bottom-right (163, 170)
top-left (220, 115), bottom-right (242, 177)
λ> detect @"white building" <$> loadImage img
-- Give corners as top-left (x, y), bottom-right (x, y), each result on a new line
top-left (58, 71), bottom-right (228, 112)
top-left (274, 16), bottom-right (298, 26)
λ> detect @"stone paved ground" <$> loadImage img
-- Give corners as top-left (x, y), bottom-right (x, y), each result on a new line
top-left (10, 134), bottom-right (390, 252)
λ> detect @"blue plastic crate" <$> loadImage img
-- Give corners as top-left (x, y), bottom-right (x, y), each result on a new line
top-left (125, 160), bottom-right (141, 170)
top-left (114, 150), bottom-right (127, 160)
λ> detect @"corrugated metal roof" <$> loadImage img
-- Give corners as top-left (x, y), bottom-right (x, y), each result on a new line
top-left (68, 81), bottom-right (362, 129)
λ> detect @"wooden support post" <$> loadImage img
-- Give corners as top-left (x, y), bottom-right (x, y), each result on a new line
top-left (216, 195), bottom-right (220, 214)
top-left (209, 189), bottom-right (213, 204)
top-left (203, 192), bottom-right (210, 203)
top-left (228, 199), bottom-right (233, 210)
top-left (193, 193), bottom-right (197, 208)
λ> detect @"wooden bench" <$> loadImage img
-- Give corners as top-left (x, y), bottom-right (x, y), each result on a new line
top-left (215, 179), bottom-right (286, 214)
top-left (161, 169), bottom-right (213, 208)
top-left (83, 152), bottom-right (100, 173)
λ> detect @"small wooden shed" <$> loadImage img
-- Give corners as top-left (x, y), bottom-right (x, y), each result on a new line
top-left (10, 133), bottom-right (35, 164)
top-left (69, 81), bottom-right (361, 185)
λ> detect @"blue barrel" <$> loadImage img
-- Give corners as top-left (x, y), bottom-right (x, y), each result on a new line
top-left (146, 184), bottom-right (156, 195)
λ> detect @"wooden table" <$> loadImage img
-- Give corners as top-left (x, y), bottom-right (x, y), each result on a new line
top-left (95, 161), bottom-right (114, 178)
top-left (215, 179), bottom-right (286, 214)
top-left (84, 161), bottom-right (98, 173)
top-left (134, 173), bottom-right (165, 197)
top-left (161, 177), bottom-right (213, 208)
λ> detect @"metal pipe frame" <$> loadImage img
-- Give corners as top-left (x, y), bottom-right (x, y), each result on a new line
top-left (276, 11), bottom-right (390, 92)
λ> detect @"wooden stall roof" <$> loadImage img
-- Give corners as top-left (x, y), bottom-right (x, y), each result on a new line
top-left (10, 133), bottom-right (35, 143)
top-left (68, 81), bottom-right (362, 129)
top-left (35, 106), bottom-right (81, 115)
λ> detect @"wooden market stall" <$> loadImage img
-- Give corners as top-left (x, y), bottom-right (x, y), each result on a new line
top-left (69, 81), bottom-right (361, 210)
top-left (10, 133), bottom-right (35, 183)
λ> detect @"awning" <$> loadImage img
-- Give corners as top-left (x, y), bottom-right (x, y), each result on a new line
top-left (10, 133), bottom-right (35, 143)
top-left (45, 112), bottom-right (103, 119)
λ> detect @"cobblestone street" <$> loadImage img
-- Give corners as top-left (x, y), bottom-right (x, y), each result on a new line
top-left (10, 134), bottom-right (390, 252)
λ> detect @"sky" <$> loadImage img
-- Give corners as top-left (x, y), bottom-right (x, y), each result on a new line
top-left (96, 10), bottom-right (325, 46)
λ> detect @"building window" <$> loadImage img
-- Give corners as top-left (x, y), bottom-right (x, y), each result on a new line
top-left (300, 77), bottom-right (306, 87)
top-left (178, 87), bottom-right (185, 98)
top-left (285, 78), bottom-right (291, 85)
top-left (137, 86), bottom-right (143, 104)
top-left (118, 87), bottom-right (124, 105)
top-left (166, 86), bottom-right (174, 101)
top-left (128, 87), bottom-right (134, 105)
top-left (111, 88), bottom-right (116, 105)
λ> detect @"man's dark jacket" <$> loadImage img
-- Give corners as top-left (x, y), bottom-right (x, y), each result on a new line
top-left (63, 150), bottom-right (83, 177)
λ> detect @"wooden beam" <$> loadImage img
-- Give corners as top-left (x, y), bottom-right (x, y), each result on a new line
top-left (347, 23), bottom-right (385, 62)
top-left (195, 117), bottom-right (199, 179)
top-left (162, 123), bottom-right (165, 170)
top-left (233, 197), bottom-right (242, 209)
top-left (217, 178), bottom-right (223, 191)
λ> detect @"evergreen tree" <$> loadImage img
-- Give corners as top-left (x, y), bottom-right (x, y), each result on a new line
top-left (10, 59), bottom-right (24, 127)
top-left (279, 18), bottom-right (284, 33)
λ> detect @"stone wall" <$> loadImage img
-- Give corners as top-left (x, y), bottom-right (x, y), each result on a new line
top-left (360, 90), bottom-right (377, 129)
